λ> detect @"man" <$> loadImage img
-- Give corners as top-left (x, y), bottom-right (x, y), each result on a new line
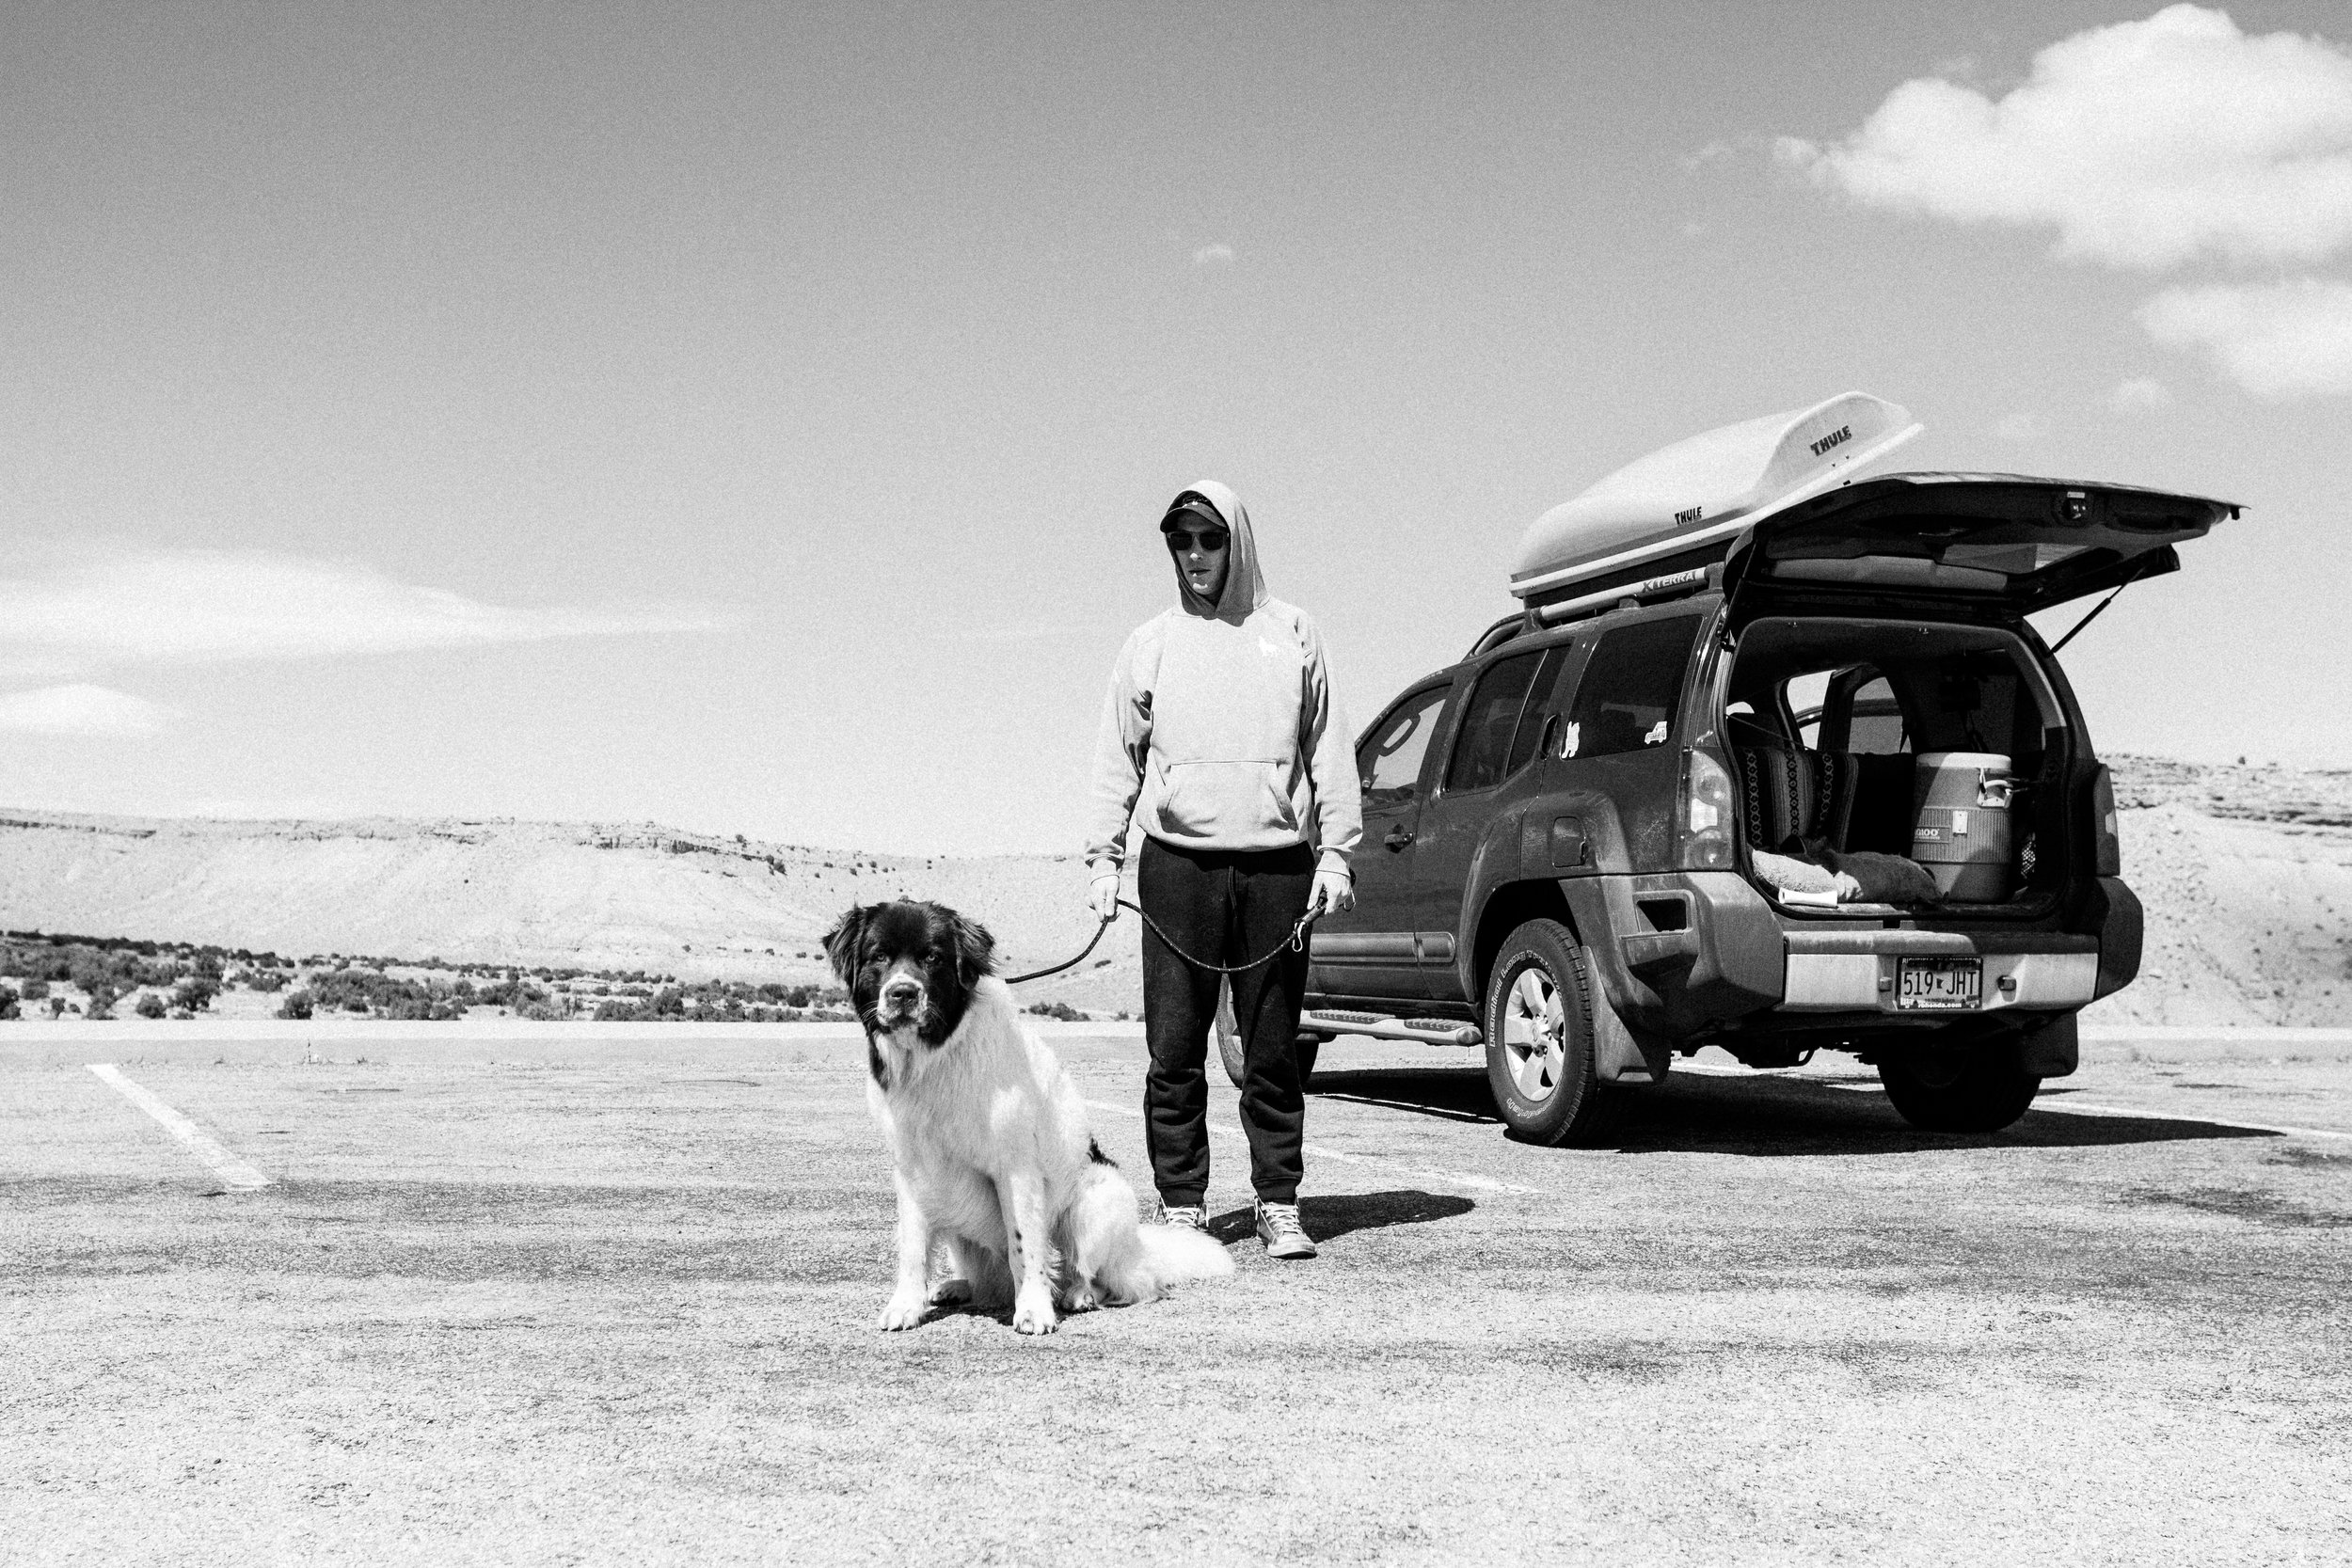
top-left (1085, 482), bottom-right (1362, 1259)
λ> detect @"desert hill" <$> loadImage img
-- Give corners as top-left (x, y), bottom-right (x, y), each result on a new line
top-left (0, 752), bottom-right (2347, 1024)
top-left (0, 815), bottom-right (1142, 1013)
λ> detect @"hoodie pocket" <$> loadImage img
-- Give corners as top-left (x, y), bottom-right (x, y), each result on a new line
top-left (1156, 759), bottom-right (1298, 841)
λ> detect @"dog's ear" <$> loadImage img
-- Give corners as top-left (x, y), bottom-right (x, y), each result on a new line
top-left (949, 910), bottom-right (996, 986)
top-left (822, 905), bottom-right (872, 985)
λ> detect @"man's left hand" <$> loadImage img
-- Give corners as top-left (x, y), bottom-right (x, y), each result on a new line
top-left (1308, 868), bottom-right (1355, 917)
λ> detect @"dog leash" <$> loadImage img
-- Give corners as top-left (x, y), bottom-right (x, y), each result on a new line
top-left (1002, 897), bottom-right (1319, 985)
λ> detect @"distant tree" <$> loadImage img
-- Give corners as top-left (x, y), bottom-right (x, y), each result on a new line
top-left (133, 992), bottom-right (168, 1020)
top-left (0, 983), bottom-right (18, 1021)
top-left (172, 976), bottom-right (219, 1013)
top-left (276, 990), bottom-right (315, 1021)
top-left (84, 982), bottom-right (119, 1021)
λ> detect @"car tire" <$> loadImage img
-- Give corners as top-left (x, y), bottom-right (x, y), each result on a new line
top-left (1876, 1044), bottom-right (2042, 1132)
top-left (1482, 919), bottom-right (1615, 1145)
top-left (1214, 979), bottom-right (1322, 1088)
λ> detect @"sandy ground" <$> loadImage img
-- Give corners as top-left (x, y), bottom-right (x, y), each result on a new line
top-left (5, 1025), bottom-right (2348, 1566)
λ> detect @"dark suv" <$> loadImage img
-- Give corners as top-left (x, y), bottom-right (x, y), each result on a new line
top-left (1295, 472), bottom-right (2233, 1139)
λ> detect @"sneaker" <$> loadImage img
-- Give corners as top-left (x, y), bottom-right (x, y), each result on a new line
top-left (1255, 1200), bottom-right (1318, 1259)
top-left (1153, 1199), bottom-right (1210, 1233)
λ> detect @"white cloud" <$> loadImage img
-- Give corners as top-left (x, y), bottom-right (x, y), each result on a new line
top-left (1191, 243), bottom-right (1235, 266)
top-left (2109, 376), bottom-right (2174, 411)
top-left (1777, 5), bottom-right (2352, 270)
top-left (2107, 373), bottom-right (2173, 411)
top-left (0, 547), bottom-right (721, 679)
top-left (2137, 278), bottom-right (2352, 396)
top-left (0, 684), bottom-right (173, 737)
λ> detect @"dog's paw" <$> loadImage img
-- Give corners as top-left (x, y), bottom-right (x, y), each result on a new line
top-left (1057, 1285), bottom-right (1100, 1315)
top-left (928, 1276), bottom-right (973, 1307)
top-left (1011, 1292), bottom-right (1059, 1336)
top-left (877, 1290), bottom-right (930, 1332)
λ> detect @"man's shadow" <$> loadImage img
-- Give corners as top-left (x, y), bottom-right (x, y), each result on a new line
top-left (1207, 1189), bottom-right (1472, 1243)
top-left (1303, 1064), bottom-right (2278, 1157)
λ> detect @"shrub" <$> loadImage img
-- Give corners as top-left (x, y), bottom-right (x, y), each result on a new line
top-left (0, 984), bottom-right (17, 1021)
top-left (246, 969), bottom-right (287, 994)
top-left (84, 982), bottom-right (119, 1021)
top-left (1025, 1000), bottom-right (1084, 1022)
top-left (172, 976), bottom-right (219, 1013)
top-left (277, 990), bottom-right (315, 1021)
top-left (19, 977), bottom-right (48, 1002)
top-left (134, 992), bottom-right (168, 1020)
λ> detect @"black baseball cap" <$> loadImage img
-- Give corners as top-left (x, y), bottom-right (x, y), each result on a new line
top-left (1159, 493), bottom-right (1226, 532)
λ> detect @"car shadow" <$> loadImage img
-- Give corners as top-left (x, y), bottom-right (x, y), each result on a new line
top-left (1306, 1064), bottom-right (2277, 1157)
top-left (1207, 1189), bottom-right (1474, 1244)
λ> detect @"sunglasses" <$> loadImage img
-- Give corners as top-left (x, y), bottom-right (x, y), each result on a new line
top-left (1165, 529), bottom-right (1230, 554)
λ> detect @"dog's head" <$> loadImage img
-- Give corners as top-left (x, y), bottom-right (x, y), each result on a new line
top-left (823, 899), bottom-right (996, 1047)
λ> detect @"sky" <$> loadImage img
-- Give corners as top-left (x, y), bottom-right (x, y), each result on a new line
top-left (2, 1), bottom-right (2346, 855)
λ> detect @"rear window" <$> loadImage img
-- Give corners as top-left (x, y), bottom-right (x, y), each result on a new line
top-left (1445, 650), bottom-right (1544, 791)
top-left (1564, 616), bottom-right (1702, 759)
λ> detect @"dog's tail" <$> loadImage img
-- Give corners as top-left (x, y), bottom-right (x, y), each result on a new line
top-left (1135, 1222), bottom-right (1236, 1288)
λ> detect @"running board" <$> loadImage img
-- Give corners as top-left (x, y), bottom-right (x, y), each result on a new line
top-left (1299, 1010), bottom-right (1482, 1047)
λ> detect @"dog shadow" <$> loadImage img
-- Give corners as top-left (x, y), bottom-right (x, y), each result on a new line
top-left (1207, 1188), bottom-right (1474, 1244)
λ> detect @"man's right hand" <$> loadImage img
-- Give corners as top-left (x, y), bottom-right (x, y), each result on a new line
top-left (1089, 871), bottom-right (1121, 922)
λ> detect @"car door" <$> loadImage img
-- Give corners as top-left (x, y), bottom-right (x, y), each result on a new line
top-left (1540, 611), bottom-right (1708, 871)
top-left (1307, 679), bottom-right (1453, 1003)
top-left (1409, 644), bottom-right (1557, 998)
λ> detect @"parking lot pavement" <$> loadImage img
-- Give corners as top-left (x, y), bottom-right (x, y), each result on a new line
top-left (5, 1028), bottom-right (2348, 1566)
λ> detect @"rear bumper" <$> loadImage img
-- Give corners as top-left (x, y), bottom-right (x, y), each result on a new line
top-left (1781, 937), bottom-right (2097, 1014)
top-left (1566, 871), bottom-right (2133, 1037)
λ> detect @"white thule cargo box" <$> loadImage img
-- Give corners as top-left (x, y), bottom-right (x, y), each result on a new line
top-left (1510, 391), bottom-right (1922, 621)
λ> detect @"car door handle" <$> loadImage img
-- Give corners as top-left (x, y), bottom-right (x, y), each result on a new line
top-left (1384, 826), bottom-right (1414, 851)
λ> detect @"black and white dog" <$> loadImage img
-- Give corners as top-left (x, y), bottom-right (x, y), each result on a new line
top-left (825, 899), bottom-right (1232, 1335)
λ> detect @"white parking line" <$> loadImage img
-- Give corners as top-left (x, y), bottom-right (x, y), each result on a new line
top-left (1085, 1099), bottom-right (1538, 1196)
top-left (87, 1064), bottom-right (272, 1190)
top-left (1673, 1060), bottom-right (2352, 1141)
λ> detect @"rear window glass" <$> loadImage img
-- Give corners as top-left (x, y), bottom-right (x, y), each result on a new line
top-left (1564, 616), bottom-right (1702, 759)
top-left (1445, 650), bottom-right (1544, 791)
top-left (1504, 644), bottom-right (1573, 775)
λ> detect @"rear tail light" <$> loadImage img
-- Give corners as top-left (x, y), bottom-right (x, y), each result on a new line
top-left (2090, 764), bottom-right (2121, 877)
top-left (1680, 748), bottom-right (1736, 869)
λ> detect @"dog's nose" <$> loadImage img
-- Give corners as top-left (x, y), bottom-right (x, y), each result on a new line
top-left (882, 979), bottom-right (920, 1007)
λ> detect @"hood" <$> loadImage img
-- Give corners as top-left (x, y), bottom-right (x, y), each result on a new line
top-left (1166, 479), bottom-right (1268, 622)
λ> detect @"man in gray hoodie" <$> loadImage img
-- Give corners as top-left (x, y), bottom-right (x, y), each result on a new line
top-left (1085, 482), bottom-right (1362, 1259)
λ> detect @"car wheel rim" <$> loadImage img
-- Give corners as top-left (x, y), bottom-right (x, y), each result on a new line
top-left (1502, 965), bottom-right (1565, 1103)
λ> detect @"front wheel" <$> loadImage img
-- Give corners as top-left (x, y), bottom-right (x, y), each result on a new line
top-left (1214, 979), bottom-right (1321, 1088)
top-left (1877, 1045), bottom-right (2042, 1132)
top-left (1482, 919), bottom-right (1615, 1145)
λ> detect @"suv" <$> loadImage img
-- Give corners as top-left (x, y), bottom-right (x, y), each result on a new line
top-left (1295, 468), bottom-right (2233, 1139)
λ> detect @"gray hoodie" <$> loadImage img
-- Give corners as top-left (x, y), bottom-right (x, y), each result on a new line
top-left (1085, 481), bottom-right (1362, 879)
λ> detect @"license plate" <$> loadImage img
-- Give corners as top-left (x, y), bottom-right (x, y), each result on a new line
top-left (1896, 957), bottom-right (1982, 1010)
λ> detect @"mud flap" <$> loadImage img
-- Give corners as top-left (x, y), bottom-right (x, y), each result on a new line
top-left (2011, 1010), bottom-right (2080, 1079)
top-left (1581, 946), bottom-right (1671, 1085)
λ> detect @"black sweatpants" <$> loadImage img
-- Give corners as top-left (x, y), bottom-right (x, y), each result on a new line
top-left (1139, 837), bottom-right (1314, 1208)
